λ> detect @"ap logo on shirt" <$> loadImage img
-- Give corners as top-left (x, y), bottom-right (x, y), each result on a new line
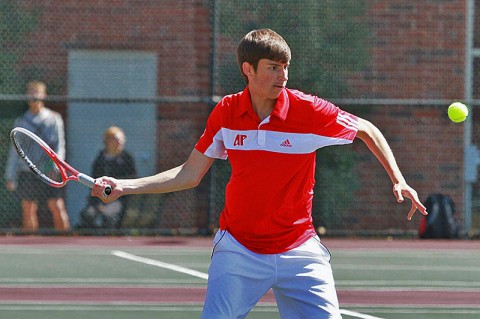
top-left (233, 134), bottom-right (247, 146)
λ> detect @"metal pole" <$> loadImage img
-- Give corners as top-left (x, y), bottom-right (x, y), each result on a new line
top-left (207, 0), bottom-right (220, 233)
top-left (464, 0), bottom-right (475, 233)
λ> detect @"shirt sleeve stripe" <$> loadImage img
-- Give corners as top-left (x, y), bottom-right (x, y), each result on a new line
top-left (336, 112), bottom-right (358, 132)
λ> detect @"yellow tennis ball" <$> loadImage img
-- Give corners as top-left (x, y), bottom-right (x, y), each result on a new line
top-left (448, 102), bottom-right (468, 123)
top-left (317, 226), bottom-right (327, 235)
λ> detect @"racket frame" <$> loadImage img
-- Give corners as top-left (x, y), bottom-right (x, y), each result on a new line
top-left (10, 127), bottom-right (108, 194)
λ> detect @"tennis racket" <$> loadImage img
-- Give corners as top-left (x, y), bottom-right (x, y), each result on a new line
top-left (10, 127), bottom-right (111, 196)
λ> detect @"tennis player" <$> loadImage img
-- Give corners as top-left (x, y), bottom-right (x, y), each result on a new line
top-left (93, 29), bottom-right (428, 318)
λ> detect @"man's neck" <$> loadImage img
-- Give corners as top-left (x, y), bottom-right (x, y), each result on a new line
top-left (250, 95), bottom-right (276, 122)
top-left (28, 104), bottom-right (44, 115)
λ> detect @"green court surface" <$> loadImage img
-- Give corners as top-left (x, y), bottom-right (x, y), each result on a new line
top-left (1, 237), bottom-right (479, 319)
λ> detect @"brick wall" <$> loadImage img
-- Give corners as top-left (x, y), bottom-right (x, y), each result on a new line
top-left (18, 0), bottom-right (213, 230)
top-left (341, 1), bottom-right (467, 230)
top-left (14, 0), bottom-right (468, 232)
top-left (349, 1), bottom-right (466, 99)
top-left (21, 0), bottom-right (212, 96)
top-left (346, 105), bottom-right (464, 231)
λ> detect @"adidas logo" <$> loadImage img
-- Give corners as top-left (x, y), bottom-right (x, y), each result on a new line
top-left (280, 139), bottom-right (292, 147)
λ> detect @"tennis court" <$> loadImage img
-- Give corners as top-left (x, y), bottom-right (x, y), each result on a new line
top-left (1, 236), bottom-right (479, 319)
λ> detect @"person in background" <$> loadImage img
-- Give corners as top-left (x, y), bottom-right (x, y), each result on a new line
top-left (78, 126), bottom-right (136, 228)
top-left (92, 29), bottom-right (427, 318)
top-left (5, 80), bottom-right (70, 232)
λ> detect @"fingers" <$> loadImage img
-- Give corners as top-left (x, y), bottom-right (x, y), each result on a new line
top-left (407, 204), bottom-right (417, 221)
top-left (407, 203), bottom-right (428, 220)
top-left (404, 190), bottom-right (428, 219)
top-left (393, 187), bottom-right (404, 203)
top-left (91, 181), bottom-right (106, 200)
top-left (394, 183), bottom-right (428, 220)
top-left (91, 177), bottom-right (116, 203)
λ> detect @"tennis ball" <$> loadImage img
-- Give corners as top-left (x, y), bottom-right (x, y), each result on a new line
top-left (448, 102), bottom-right (468, 123)
top-left (317, 226), bottom-right (327, 235)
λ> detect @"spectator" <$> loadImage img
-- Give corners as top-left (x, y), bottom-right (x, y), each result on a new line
top-left (78, 126), bottom-right (136, 228)
top-left (5, 81), bottom-right (70, 232)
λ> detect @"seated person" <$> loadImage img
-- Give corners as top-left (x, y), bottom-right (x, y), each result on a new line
top-left (78, 126), bottom-right (136, 228)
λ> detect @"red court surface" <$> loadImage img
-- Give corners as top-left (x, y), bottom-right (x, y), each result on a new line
top-left (2, 287), bottom-right (480, 307)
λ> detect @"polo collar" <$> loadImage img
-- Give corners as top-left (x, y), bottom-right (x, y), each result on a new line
top-left (237, 86), bottom-right (290, 121)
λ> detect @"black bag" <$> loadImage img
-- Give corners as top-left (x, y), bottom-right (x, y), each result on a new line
top-left (419, 193), bottom-right (461, 239)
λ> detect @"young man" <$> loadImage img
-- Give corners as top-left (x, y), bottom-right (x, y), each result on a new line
top-left (5, 81), bottom-right (70, 232)
top-left (92, 29), bottom-right (427, 318)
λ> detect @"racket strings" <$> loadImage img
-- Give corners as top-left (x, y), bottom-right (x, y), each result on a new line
top-left (14, 131), bottom-right (63, 184)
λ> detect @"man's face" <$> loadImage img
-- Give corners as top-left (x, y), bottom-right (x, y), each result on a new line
top-left (27, 86), bottom-right (47, 112)
top-left (27, 86), bottom-right (46, 101)
top-left (105, 133), bottom-right (126, 155)
top-left (245, 58), bottom-right (289, 100)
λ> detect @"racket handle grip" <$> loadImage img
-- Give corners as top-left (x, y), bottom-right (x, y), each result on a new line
top-left (78, 173), bottom-right (112, 197)
top-left (78, 173), bottom-right (95, 188)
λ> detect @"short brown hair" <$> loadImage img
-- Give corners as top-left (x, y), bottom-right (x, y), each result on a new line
top-left (237, 29), bottom-right (291, 83)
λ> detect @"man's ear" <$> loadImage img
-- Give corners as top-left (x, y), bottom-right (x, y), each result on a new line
top-left (242, 62), bottom-right (253, 78)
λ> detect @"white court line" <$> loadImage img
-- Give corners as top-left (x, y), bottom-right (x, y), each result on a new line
top-left (335, 264), bottom-right (480, 272)
top-left (111, 250), bottom-right (385, 319)
top-left (111, 250), bottom-right (209, 280)
top-left (337, 280), bottom-right (480, 287)
top-left (340, 309), bottom-right (384, 319)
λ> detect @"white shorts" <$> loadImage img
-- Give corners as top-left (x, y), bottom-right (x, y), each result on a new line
top-left (201, 230), bottom-right (342, 319)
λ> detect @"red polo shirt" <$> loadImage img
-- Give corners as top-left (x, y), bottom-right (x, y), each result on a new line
top-left (195, 87), bottom-right (358, 254)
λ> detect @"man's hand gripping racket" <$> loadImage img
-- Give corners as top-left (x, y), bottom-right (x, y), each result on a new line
top-left (92, 176), bottom-right (120, 203)
top-left (10, 127), bottom-right (111, 197)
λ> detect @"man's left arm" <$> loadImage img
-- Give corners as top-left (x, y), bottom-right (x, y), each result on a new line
top-left (355, 117), bottom-right (428, 220)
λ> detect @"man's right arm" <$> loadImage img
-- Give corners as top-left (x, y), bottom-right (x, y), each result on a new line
top-left (92, 148), bottom-right (214, 203)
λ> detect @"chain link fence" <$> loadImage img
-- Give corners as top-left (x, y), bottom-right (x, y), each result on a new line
top-left (0, 0), bottom-right (476, 236)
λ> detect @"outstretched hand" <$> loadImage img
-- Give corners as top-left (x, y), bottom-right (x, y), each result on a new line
top-left (92, 177), bottom-right (121, 203)
top-left (393, 182), bottom-right (428, 220)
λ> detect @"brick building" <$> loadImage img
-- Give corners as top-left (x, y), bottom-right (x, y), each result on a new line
top-left (7, 0), bottom-right (474, 234)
